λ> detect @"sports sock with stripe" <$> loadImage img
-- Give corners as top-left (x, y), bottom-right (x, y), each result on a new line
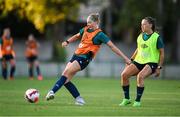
top-left (52, 75), bottom-right (67, 93)
top-left (64, 81), bottom-right (80, 98)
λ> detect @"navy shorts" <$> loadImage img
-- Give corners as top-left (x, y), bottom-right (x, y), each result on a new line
top-left (26, 56), bottom-right (38, 63)
top-left (70, 54), bottom-right (92, 70)
top-left (2, 54), bottom-right (14, 61)
top-left (132, 61), bottom-right (158, 73)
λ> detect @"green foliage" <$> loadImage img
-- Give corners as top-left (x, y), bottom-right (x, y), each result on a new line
top-left (117, 0), bottom-right (159, 31)
top-left (0, 0), bottom-right (81, 32)
top-left (52, 41), bottom-right (66, 62)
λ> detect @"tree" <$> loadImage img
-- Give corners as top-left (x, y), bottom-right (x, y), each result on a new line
top-left (115, 0), bottom-right (159, 43)
top-left (163, 0), bottom-right (180, 63)
top-left (0, 0), bottom-right (82, 32)
top-left (111, 0), bottom-right (180, 63)
top-left (0, 0), bottom-right (84, 62)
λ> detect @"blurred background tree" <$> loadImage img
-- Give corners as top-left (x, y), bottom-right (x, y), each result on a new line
top-left (0, 0), bottom-right (82, 32)
top-left (110, 0), bottom-right (180, 63)
top-left (0, 0), bottom-right (179, 63)
top-left (0, 0), bottom-right (84, 62)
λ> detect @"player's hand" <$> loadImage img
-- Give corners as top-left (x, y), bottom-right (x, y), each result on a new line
top-left (154, 68), bottom-right (160, 77)
top-left (62, 41), bottom-right (69, 47)
top-left (125, 58), bottom-right (131, 65)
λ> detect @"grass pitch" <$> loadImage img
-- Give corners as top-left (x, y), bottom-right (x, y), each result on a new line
top-left (0, 77), bottom-right (180, 116)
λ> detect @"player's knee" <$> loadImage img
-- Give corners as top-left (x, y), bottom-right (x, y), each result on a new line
top-left (10, 61), bottom-right (16, 66)
top-left (28, 64), bottom-right (33, 67)
top-left (62, 69), bottom-right (73, 76)
top-left (121, 71), bottom-right (128, 79)
top-left (2, 63), bottom-right (7, 68)
top-left (34, 61), bottom-right (39, 66)
top-left (137, 73), bottom-right (144, 80)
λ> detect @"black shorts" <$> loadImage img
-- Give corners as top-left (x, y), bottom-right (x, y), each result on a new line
top-left (26, 56), bottom-right (38, 63)
top-left (2, 54), bottom-right (14, 61)
top-left (132, 61), bottom-right (158, 73)
top-left (70, 54), bottom-right (92, 70)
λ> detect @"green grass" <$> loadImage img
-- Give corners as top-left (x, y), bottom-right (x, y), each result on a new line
top-left (0, 77), bottom-right (180, 116)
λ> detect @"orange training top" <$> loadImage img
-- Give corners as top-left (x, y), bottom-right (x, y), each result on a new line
top-left (1, 36), bottom-right (15, 56)
top-left (75, 26), bottom-right (102, 58)
top-left (25, 39), bottom-right (38, 57)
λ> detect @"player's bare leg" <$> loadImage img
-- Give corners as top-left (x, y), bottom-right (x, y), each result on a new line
top-left (9, 59), bottom-right (16, 80)
top-left (46, 60), bottom-right (85, 105)
top-left (133, 65), bottom-right (152, 107)
top-left (119, 63), bottom-right (139, 106)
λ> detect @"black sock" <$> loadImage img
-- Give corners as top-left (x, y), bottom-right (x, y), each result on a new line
top-left (64, 81), bottom-right (80, 98)
top-left (135, 86), bottom-right (144, 102)
top-left (52, 75), bottom-right (67, 93)
top-left (10, 66), bottom-right (16, 78)
top-left (29, 67), bottom-right (33, 77)
top-left (122, 85), bottom-right (130, 99)
top-left (36, 66), bottom-right (41, 76)
top-left (2, 68), bottom-right (7, 80)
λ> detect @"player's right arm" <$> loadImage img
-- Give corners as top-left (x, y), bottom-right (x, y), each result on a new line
top-left (130, 48), bottom-right (138, 60)
top-left (0, 45), bottom-right (2, 59)
top-left (106, 41), bottom-right (131, 65)
top-left (62, 33), bottom-right (81, 47)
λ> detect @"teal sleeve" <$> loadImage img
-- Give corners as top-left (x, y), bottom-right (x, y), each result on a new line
top-left (0, 38), bottom-right (2, 45)
top-left (157, 36), bottom-right (164, 49)
top-left (93, 32), bottom-right (110, 45)
top-left (79, 28), bottom-right (84, 36)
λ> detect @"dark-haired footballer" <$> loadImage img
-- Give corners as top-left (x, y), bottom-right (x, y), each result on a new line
top-left (119, 17), bottom-right (164, 107)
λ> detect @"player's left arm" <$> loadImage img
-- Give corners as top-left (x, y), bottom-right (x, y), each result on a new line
top-left (157, 36), bottom-right (165, 67)
top-left (37, 41), bottom-right (40, 48)
top-left (11, 38), bottom-right (16, 57)
top-left (0, 44), bottom-right (2, 59)
top-left (158, 48), bottom-right (164, 67)
top-left (155, 36), bottom-right (165, 77)
top-left (0, 38), bottom-right (2, 59)
top-left (130, 48), bottom-right (138, 60)
top-left (62, 33), bottom-right (81, 47)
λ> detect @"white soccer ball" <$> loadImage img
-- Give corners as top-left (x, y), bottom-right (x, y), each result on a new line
top-left (25, 88), bottom-right (39, 103)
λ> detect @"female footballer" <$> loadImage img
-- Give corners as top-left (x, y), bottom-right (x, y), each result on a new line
top-left (25, 34), bottom-right (43, 80)
top-left (119, 17), bottom-right (164, 107)
top-left (46, 13), bottom-right (131, 105)
top-left (0, 28), bottom-right (16, 80)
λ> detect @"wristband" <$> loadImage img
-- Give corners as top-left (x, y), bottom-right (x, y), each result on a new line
top-left (157, 66), bottom-right (162, 69)
top-left (66, 40), bottom-right (69, 44)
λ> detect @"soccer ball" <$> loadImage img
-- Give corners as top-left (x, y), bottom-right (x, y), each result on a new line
top-left (25, 88), bottom-right (39, 103)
